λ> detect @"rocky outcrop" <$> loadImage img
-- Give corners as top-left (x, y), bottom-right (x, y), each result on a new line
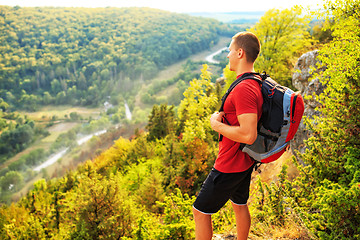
top-left (290, 50), bottom-right (326, 160)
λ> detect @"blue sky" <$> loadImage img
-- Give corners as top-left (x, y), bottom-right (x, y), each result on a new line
top-left (0, 0), bottom-right (327, 13)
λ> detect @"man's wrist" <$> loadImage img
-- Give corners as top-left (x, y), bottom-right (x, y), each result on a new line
top-left (211, 120), bottom-right (223, 133)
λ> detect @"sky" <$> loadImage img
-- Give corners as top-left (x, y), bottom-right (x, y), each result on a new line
top-left (0, 0), bottom-right (326, 13)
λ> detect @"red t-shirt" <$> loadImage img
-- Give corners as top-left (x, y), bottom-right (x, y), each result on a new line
top-left (214, 74), bottom-right (263, 173)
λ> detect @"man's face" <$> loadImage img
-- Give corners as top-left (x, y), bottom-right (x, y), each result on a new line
top-left (227, 40), bottom-right (240, 72)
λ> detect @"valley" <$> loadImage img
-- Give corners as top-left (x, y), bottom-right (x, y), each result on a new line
top-left (0, 35), bottom-right (231, 203)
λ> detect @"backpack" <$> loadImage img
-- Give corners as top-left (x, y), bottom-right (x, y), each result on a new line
top-left (219, 72), bottom-right (305, 164)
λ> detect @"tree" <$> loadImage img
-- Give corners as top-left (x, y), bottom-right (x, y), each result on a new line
top-left (0, 171), bottom-right (24, 192)
top-left (69, 112), bottom-right (80, 121)
top-left (0, 6), bottom-right (227, 109)
top-left (249, 7), bottom-right (313, 86)
top-left (146, 104), bottom-right (175, 141)
top-left (291, 0), bottom-right (360, 238)
top-left (0, 123), bottom-right (34, 155)
top-left (65, 167), bottom-right (135, 239)
top-left (0, 98), bottom-right (9, 112)
top-left (178, 64), bottom-right (218, 143)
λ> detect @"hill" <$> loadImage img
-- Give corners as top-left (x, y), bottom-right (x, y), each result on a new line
top-left (187, 11), bottom-right (264, 23)
top-left (0, 1), bottom-right (359, 239)
top-left (0, 6), bottom-right (233, 110)
top-left (0, 5), bottom-right (235, 204)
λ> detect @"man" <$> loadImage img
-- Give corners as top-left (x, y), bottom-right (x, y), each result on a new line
top-left (192, 32), bottom-right (263, 240)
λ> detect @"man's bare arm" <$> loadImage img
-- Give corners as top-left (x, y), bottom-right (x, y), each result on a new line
top-left (210, 112), bottom-right (258, 144)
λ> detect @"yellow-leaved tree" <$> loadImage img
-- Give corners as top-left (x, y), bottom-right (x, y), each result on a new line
top-left (178, 64), bottom-right (219, 143)
top-left (250, 7), bottom-right (314, 87)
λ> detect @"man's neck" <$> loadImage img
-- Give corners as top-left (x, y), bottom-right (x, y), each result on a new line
top-left (235, 62), bottom-right (255, 76)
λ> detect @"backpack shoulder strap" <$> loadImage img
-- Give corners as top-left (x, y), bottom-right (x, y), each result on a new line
top-left (218, 72), bottom-right (266, 142)
top-left (219, 72), bottom-right (264, 112)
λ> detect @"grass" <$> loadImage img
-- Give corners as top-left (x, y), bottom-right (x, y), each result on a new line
top-left (42, 122), bottom-right (80, 142)
top-left (18, 105), bottom-right (101, 122)
top-left (134, 36), bottom-right (230, 110)
top-left (1, 107), bottom-right (98, 171)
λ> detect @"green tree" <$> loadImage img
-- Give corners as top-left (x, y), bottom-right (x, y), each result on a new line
top-left (146, 104), bottom-right (175, 141)
top-left (0, 171), bottom-right (24, 192)
top-left (0, 98), bottom-right (9, 112)
top-left (42, 91), bottom-right (54, 105)
top-left (178, 64), bottom-right (218, 143)
top-left (156, 188), bottom-right (196, 239)
top-left (250, 7), bottom-right (313, 86)
top-left (65, 167), bottom-right (135, 239)
top-left (291, 0), bottom-right (360, 238)
top-left (69, 112), bottom-right (80, 121)
top-left (0, 6), bottom-right (226, 109)
top-left (0, 123), bottom-right (34, 155)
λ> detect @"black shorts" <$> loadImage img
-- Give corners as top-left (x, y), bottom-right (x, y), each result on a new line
top-left (193, 165), bottom-right (254, 215)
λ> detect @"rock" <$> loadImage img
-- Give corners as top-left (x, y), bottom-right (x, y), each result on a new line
top-left (216, 76), bottom-right (226, 87)
top-left (290, 50), bottom-right (326, 161)
top-left (212, 234), bottom-right (236, 240)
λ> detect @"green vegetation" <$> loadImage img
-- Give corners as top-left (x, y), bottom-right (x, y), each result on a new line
top-left (250, 7), bottom-right (314, 87)
top-left (0, 113), bottom-right (49, 164)
top-left (290, 0), bottom-right (360, 238)
top-left (0, 6), bottom-right (233, 204)
top-left (249, 1), bottom-right (360, 239)
top-left (0, 1), bottom-right (359, 239)
top-left (140, 60), bottom-right (202, 106)
top-left (0, 6), bottom-right (231, 111)
top-left (0, 64), bottom-right (220, 239)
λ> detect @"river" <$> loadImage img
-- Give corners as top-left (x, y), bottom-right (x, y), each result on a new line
top-left (33, 148), bottom-right (68, 172)
top-left (125, 102), bottom-right (132, 120)
top-left (33, 46), bottom-right (222, 173)
top-left (33, 129), bottom-right (107, 172)
top-left (33, 100), bottom-right (133, 172)
top-left (205, 47), bottom-right (228, 64)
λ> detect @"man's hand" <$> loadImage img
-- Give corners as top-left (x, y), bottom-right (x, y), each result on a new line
top-left (209, 112), bottom-right (258, 144)
top-left (210, 111), bottom-right (225, 132)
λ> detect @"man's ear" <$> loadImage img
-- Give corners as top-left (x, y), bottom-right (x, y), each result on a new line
top-left (237, 48), bottom-right (244, 59)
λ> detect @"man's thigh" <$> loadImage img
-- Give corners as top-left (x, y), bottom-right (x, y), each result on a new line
top-left (193, 166), bottom-right (254, 214)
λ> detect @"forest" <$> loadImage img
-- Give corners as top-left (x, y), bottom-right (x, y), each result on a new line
top-left (0, 6), bottom-right (233, 111)
top-left (0, 0), bottom-right (360, 239)
top-left (0, 5), bottom-right (232, 200)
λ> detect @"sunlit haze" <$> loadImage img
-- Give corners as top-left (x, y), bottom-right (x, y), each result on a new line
top-left (0, 0), bottom-right (326, 12)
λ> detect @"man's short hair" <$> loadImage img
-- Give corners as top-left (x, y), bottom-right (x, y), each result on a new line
top-left (232, 32), bottom-right (261, 63)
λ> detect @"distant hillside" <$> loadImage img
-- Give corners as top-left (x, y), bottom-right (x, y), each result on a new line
top-left (0, 6), bottom-right (233, 110)
top-left (187, 11), bottom-right (265, 23)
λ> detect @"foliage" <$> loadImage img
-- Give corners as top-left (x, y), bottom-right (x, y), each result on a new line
top-left (178, 64), bottom-right (219, 142)
top-left (140, 60), bottom-right (201, 106)
top-left (0, 6), bottom-right (227, 109)
top-left (64, 170), bottom-right (136, 239)
top-left (0, 110), bottom-right (51, 164)
top-left (146, 104), bottom-right (176, 141)
top-left (0, 63), bottom-right (222, 238)
top-left (1, 2), bottom-right (359, 239)
top-left (249, 7), bottom-right (314, 86)
top-left (251, 165), bottom-right (290, 226)
top-left (156, 188), bottom-right (196, 239)
top-left (0, 122), bottom-right (34, 157)
top-left (175, 137), bottom-right (216, 195)
top-left (0, 170), bottom-right (24, 193)
top-left (290, 0), bottom-right (360, 238)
